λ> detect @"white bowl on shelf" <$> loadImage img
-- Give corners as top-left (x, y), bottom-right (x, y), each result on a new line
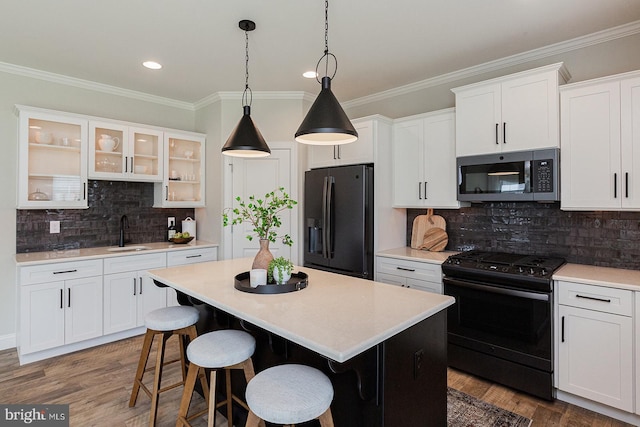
top-left (134, 165), bottom-right (148, 174)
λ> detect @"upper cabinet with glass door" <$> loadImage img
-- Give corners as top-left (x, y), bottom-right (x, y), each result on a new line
top-left (154, 131), bottom-right (205, 208)
top-left (89, 121), bottom-right (163, 182)
top-left (17, 106), bottom-right (89, 209)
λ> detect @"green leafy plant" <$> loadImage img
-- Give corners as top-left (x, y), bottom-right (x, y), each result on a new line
top-left (268, 256), bottom-right (294, 284)
top-left (223, 187), bottom-right (297, 245)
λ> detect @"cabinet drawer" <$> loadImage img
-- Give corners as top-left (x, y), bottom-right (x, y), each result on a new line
top-left (167, 247), bottom-right (217, 267)
top-left (557, 281), bottom-right (632, 316)
top-left (19, 259), bottom-right (103, 285)
top-left (376, 257), bottom-right (442, 283)
top-left (104, 252), bottom-right (166, 274)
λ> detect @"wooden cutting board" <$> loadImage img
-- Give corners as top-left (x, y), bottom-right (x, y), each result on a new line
top-left (410, 209), bottom-right (447, 249)
top-left (418, 228), bottom-right (448, 252)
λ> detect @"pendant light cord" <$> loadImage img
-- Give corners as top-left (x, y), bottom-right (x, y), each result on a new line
top-left (316, 0), bottom-right (337, 83)
top-left (242, 26), bottom-right (252, 107)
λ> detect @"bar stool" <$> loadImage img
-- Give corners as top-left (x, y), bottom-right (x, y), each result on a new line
top-left (245, 364), bottom-right (335, 427)
top-left (176, 329), bottom-right (257, 427)
top-left (129, 305), bottom-right (200, 427)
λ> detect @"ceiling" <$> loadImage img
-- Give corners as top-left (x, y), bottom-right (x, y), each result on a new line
top-left (2, 0), bottom-right (640, 105)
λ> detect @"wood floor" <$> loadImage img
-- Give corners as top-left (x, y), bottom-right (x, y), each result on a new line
top-left (0, 335), bottom-right (634, 426)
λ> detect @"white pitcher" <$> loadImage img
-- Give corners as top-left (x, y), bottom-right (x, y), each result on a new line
top-left (98, 135), bottom-right (120, 152)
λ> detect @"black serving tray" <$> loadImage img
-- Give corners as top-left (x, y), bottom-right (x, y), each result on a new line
top-left (234, 271), bottom-right (308, 294)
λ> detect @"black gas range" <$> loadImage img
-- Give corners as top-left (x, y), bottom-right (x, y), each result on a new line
top-left (442, 250), bottom-right (566, 401)
top-left (442, 250), bottom-right (566, 292)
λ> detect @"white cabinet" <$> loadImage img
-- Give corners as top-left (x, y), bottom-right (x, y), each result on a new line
top-left (307, 118), bottom-right (374, 169)
top-left (155, 131), bottom-right (206, 207)
top-left (18, 259), bottom-right (103, 355)
top-left (636, 293), bottom-right (640, 415)
top-left (561, 71), bottom-right (640, 210)
top-left (392, 109), bottom-right (463, 208)
top-left (17, 106), bottom-right (89, 209)
top-left (165, 246), bottom-right (218, 306)
top-left (452, 63), bottom-right (564, 157)
top-left (375, 256), bottom-right (443, 294)
top-left (89, 120), bottom-right (163, 182)
top-left (557, 280), bottom-right (633, 412)
top-left (103, 253), bottom-right (167, 334)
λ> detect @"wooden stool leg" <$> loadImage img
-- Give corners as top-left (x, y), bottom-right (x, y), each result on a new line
top-left (176, 362), bottom-right (201, 427)
top-left (225, 368), bottom-right (233, 427)
top-left (318, 408), bottom-right (335, 427)
top-left (207, 370), bottom-right (218, 427)
top-left (129, 329), bottom-right (155, 407)
top-left (149, 331), bottom-right (170, 427)
top-left (245, 410), bottom-right (262, 427)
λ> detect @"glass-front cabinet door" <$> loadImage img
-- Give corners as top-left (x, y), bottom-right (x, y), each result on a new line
top-left (154, 131), bottom-right (205, 207)
top-left (17, 107), bottom-right (88, 209)
top-left (89, 121), bottom-right (163, 182)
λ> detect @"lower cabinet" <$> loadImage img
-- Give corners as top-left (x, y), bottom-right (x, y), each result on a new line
top-left (17, 245), bottom-right (218, 363)
top-left (557, 280), bottom-right (634, 412)
top-left (18, 259), bottom-right (104, 355)
top-left (103, 253), bottom-right (167, 334)
top-left (375, 256), bottom-right (443, 294)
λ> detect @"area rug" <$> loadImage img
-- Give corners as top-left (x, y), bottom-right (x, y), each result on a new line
top-left (448, 387), bottom-right (533, 427)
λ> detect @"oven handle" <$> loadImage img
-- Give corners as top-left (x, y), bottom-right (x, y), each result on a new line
top-left (444, 277), bottom-right (549, 301)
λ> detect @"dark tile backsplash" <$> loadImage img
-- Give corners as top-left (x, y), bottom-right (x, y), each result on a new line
top-left (408, 203), bottom-right (640, 270)
top-left (16, 180), bottom-right (195, 253)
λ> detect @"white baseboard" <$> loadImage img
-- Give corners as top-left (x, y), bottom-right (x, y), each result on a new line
top-left (556, 390), bottom-right (640, 425)
top-left (17, 327), bottom-right (145, 365)
top-left (0, 333), bottom-right (16, 351)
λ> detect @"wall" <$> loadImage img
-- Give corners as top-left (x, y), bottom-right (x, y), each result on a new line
top-left (407, 205), bottom-right (640, 270)
top-left (0, 70), bottom-right (197, 345)
top-left (16, 180), bottom-right (194, 253)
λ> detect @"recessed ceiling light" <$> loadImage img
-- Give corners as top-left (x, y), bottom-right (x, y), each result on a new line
top-left (143, 61), bottom-right (162, 70)
top-left (303, 71), bottom-right (318, 79)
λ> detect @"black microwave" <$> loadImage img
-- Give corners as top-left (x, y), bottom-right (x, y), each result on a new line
top-left (457, 148), bottom-right (559, 202)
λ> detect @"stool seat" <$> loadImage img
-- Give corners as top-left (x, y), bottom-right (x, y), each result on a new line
top-left (177, 330), bottom-right (257, 427)
top-left (246, 364), bottom-right (334, 425)
top-left (144, 305), bottom-right (199, 331)
top-left (187, 329), bottom-right (256, 368)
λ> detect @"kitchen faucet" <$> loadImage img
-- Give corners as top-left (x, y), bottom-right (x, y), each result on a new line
top-left (119, 215), bottom-right (129, 247)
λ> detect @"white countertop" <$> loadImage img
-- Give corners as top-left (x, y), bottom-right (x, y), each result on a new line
top-left (147, 258), bottom-right (455, 363)
top-left (15, 240), bottom-right (218, 265)
top-left (553, 263), bottom-right (640, 291)
top-left (376, 247), bottom-right (458, 264)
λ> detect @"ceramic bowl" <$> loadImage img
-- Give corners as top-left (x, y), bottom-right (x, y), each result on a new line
top-left (170, 236), bottom-right (194, 244)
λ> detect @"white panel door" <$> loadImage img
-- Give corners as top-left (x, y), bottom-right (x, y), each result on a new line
top-left (136, 271), bottom-right (168, 326)
top-left (231, 148), bottom-right (293, 262)
top-left (621, 76), bottom-right (640, 209)
top-left (392, 119), bottom-right (424, 207)
top-left (20, 281), bottom-right (65, 353)
top-left (560, 82), bottom-right (621, 210)
top-left (103, 272), bottom-right (137, 334)
top-left (65, 276), bottom-right (103, 344)
top-left (423, 112), bottom-right (457, 208)
top-left (558, 305), bottom-right (633, 412)
top-left (454, 83), bottom-right (501, 156)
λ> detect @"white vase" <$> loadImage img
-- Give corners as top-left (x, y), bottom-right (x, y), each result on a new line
top-left (272, 268), bottom-right (291, 285)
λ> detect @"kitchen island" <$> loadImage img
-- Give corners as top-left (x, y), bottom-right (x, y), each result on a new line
top-left (147, 258), bottom-right (455, 427)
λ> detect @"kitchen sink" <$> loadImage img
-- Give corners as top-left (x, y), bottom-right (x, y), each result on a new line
top-left (107, 246), bottom-right (152, 252)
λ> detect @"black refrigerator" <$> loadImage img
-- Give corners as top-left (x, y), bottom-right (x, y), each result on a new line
top-left (304, 164), bottom-right (374, 279)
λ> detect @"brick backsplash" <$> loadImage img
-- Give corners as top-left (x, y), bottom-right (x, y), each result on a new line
top-left (408, 203), bottom-right (640, 270)
top-left (16, 180), bottom-right (195, 253)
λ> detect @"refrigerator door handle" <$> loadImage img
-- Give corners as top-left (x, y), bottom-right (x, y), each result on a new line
top-left (325, 176), bottom-right (335, 259)
top-left (322, 176), bottom-right (329, 258)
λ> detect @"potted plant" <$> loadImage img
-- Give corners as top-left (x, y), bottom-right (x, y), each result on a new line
top-left (268, 256), bottom-right (294, 284)
top-left (223, 187), bottom-right (297, 269)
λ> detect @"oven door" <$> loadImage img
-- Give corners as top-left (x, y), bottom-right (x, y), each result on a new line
top-left (443, 277), bottom-right (552, 372)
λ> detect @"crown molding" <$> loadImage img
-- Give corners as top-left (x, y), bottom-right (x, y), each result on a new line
top-left (343, 19), bottom-right (640, 109)
top-left (0, 61), bottom-right (195, 111)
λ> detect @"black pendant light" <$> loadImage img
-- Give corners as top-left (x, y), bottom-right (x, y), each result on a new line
top-left (222, 20), bottom-right (270, 158)
top-left (295, 0), bottom-right (357, 145)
